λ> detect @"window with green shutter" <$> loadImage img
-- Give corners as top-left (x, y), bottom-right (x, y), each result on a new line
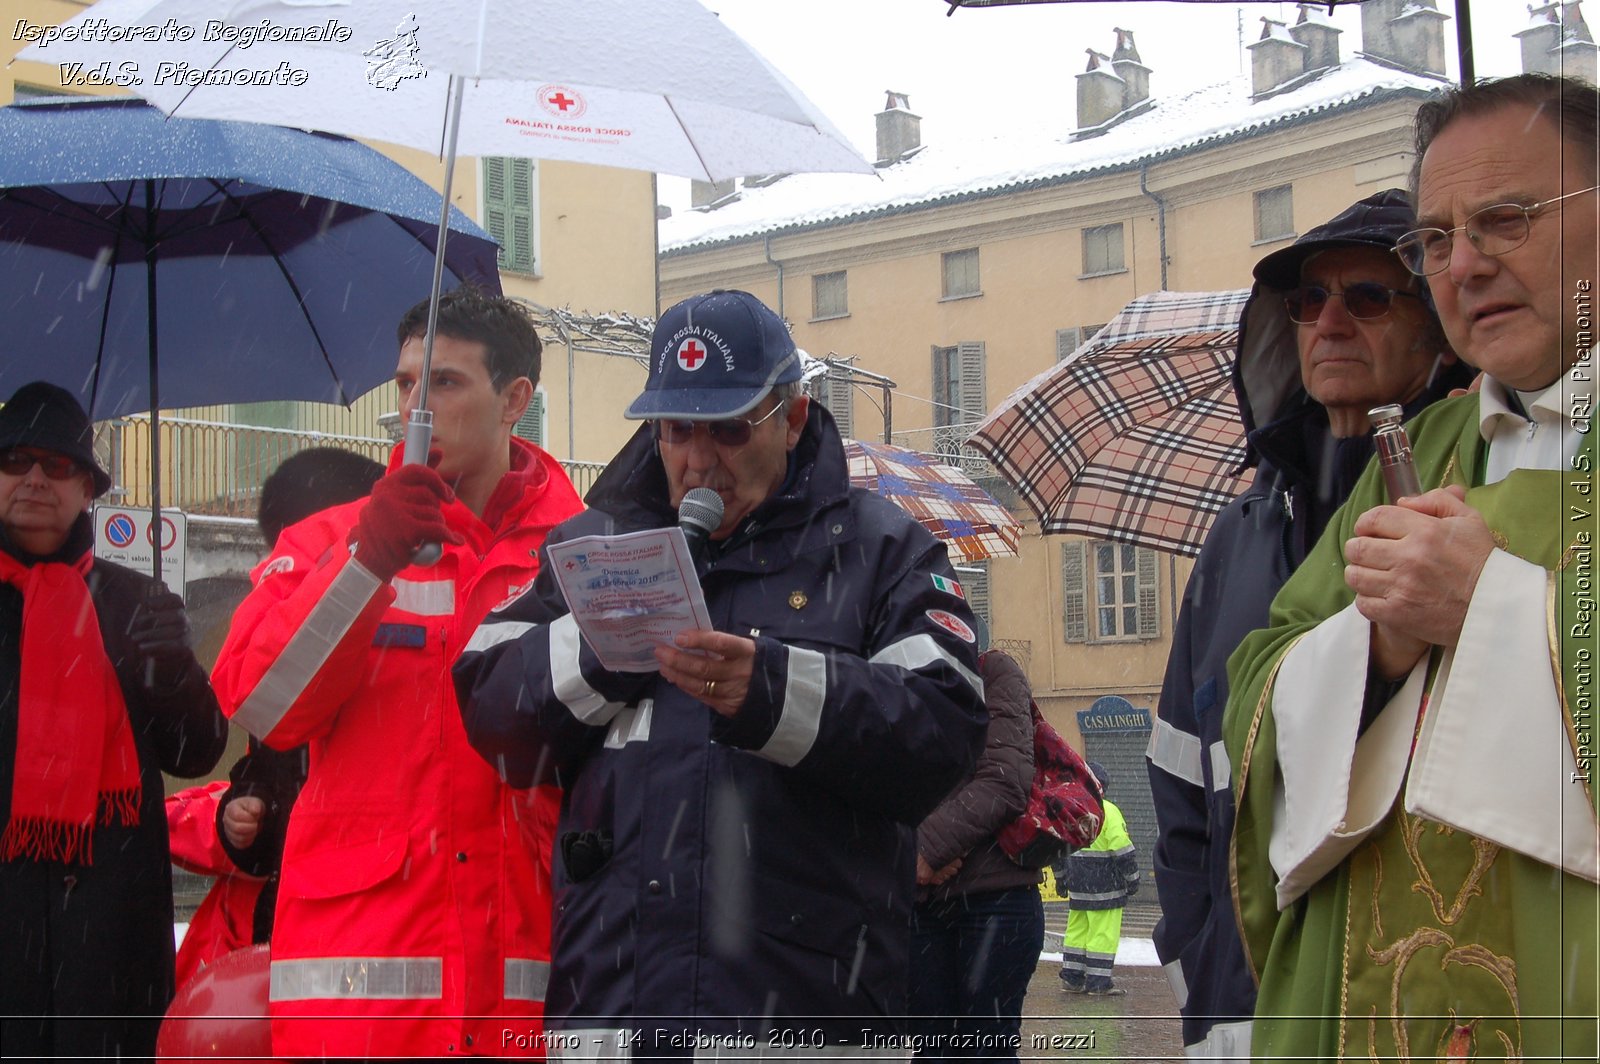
top-left (961, 562), bottom-right (991, 649)
top-left (513, 389), bottom-right (547, 446)
top-left (941, 248), bottom-right (980, 300)
top-left (1063, 539), bottom-right (1160, 643)
top-left (825, 369), bottom-right (853, 438)
top-left (1061, 541), bottom-right (1088, 642)
top-left (483, 156), bottom-right (537, 275)
top-left (931, 342), bottom-right (985, 461)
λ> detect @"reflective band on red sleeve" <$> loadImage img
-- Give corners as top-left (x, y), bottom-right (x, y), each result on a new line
top-left (269, 956), bottom-right (443, 1001)
top-left (233, 559), bottom-right (383, 740)
top-left (504, 958), bottom-right (550, 1002)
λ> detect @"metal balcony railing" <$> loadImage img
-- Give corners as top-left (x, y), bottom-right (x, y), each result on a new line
top-left (94, 416), bottom-right (607, 518)
top-left (888, 423), bottom-right (1021, 512)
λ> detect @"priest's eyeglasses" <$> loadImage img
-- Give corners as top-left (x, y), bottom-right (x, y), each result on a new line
top-left (655, 401), bottom-right (785, 447)
top-left (1284, 283), bottom-right (1420, 325)
top-left (1394, 185), bottom-right (1600, 276)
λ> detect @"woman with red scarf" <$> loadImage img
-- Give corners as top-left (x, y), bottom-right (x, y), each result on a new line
top-left (0, 381), bottom-right (227, 1058)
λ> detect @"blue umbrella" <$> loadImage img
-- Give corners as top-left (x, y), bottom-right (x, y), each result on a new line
top-left (0, 97), bottom-right (502, 576)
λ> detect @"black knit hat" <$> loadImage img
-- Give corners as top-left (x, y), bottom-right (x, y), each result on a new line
top-left (0, 382), bottom-right (112, 497)
top-left (1087, 761), bottom-right (1111, 793)
top-left (1252, 188), bottom-right (1417, 289)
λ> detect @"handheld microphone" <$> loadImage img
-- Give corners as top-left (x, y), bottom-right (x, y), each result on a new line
top-left (678, 488), bottom-right (724, 563)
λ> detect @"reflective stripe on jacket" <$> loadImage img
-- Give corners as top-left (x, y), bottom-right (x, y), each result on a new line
top-left (455, 408), bottom-right (988, 1046)
top-left (211, 439), bottom-right (581, 1058)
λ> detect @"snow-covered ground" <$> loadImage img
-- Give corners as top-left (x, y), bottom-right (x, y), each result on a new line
top-left (1041, 936), bottom-right (1159, 967)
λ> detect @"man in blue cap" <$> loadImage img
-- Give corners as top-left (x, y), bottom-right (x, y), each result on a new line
top-left (456, 289), bottom-right (987, 1055)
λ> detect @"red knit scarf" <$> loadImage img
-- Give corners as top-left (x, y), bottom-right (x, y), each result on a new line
top-left (0, 549), bottom-right (139, 863)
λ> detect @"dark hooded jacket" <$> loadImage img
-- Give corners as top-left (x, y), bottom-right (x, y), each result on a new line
top-left (1146, 192), bottom-right (1471, 1054)
top-left (0, 515), bottom-right (226, 1058)
top-left (455, 403), bottom-right (987, 1048)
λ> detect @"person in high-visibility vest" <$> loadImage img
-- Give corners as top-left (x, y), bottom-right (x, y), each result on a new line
top-left (1053, 762), bottom-right (1139, 996)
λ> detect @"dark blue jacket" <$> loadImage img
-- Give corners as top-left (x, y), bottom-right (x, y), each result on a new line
top-left (1146, 281), bottom-right (1471, 1054)
top-left (455, 405), bottom-right (986, 1047)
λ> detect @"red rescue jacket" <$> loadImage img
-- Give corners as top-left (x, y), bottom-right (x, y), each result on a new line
top-left (211, 440), bottom-right (581, 1058)
top-left (167, 781), bottom-right (265, 992)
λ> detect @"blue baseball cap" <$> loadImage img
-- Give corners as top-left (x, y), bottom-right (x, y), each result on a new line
top-left (625, 290), bottom-right (800, 420)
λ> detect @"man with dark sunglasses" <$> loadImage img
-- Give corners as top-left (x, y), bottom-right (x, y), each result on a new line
top-left (456, 289), bottom-right (987, 1056)
top-left (1225, 74), bottom-right (1600, 1062)
top-left (1148, 189), bottom-right (1469, 1062)
top-left (0, 381), bottom-right (226, 1058)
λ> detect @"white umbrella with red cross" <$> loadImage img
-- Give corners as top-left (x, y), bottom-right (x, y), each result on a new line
top-left (27, 0), bottom-right (873, 473)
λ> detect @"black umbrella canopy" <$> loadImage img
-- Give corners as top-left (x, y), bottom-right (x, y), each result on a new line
top-left (944, 0), bottom-right (1478, 84)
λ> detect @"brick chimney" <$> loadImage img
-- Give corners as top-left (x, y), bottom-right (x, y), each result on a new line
top-left (875, 90), bottom-right (922, 167)
top-left (1557, 2), bottom-right (1599, 83)
top-left (1360, 0), bottom-right (1449, 77)
top-left (1290, 4), bottom-right (1342, 72)
top-left (690, 179), bottom-right (738, 211)
top-left (1250, 18), bottom-right (1308, 97)
top-left (1111, 28), bottom-right (1150, 108)
top-left (1520, 3), bottom-right (1598, 82)
top-left (1076, 49), bottom-right (1126, 130)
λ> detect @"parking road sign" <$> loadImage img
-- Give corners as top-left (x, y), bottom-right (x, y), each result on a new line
top-left (94, 506), bottom-right (187, 598)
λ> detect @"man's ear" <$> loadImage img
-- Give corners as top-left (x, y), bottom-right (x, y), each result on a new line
top-left (784, 394), bottom-right (810, 450)
top-left (503, 376), bottom-right (534, 427)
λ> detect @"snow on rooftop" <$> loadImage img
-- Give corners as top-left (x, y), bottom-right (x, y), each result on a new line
top-left (1525, 3), bottom-right (1561, 31)
top-left (661, 59), bottom-right (1443, 254)
top-left (1298, 5), bottom-right (1341, 30)
top-left (1260, 19), bottom-right (1297, 44)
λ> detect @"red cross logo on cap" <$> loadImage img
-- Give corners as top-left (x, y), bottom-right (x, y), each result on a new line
top-left (676, 338), bottom-right (709, 372)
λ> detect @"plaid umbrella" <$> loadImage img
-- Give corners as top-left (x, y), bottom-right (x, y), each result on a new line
top-left (844, 439), bottom-right (1022, 563)
top-left (968, 289), bottom-right (1253, 557)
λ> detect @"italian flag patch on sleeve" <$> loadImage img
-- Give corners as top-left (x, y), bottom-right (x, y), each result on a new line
top-left (931, 574), bottom-right (964, 599)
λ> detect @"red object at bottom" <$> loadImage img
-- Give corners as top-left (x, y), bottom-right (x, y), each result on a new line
top-left (157, 943), bottom-right (272, 1063)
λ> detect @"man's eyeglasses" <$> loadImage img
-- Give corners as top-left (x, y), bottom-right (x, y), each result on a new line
top-left (654, 401), bottom-right (786, 447)
top-left (0, 448), bottom-right (82, 480)
top-left (1283, 283), bottom-right (1421, 325)
top-left (1394, 185), bottom-right (1600, 276)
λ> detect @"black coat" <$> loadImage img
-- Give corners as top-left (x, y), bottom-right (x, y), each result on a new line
top-left (0, 517), bottom-right (227, 1058)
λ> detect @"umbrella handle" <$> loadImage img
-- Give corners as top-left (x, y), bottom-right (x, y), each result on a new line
top-left (402, 410), bottom-right (443, 567)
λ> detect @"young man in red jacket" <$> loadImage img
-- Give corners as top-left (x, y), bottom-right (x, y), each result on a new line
top-left (211, 286), bottom-right (583, 1058)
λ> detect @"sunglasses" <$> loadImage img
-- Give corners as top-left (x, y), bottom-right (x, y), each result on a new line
top-left (654, 401), bottom-right (786, 447)
top-left (0, 448), bottom-right (83, 480)
top-left (1283, 283), bottom-right (1420, 325)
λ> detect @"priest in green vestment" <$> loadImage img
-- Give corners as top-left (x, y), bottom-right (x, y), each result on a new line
top-left (1224, 73), bottom-right (1600, 1062)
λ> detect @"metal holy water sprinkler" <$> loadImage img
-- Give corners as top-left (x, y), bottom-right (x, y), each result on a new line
top-left (1369, 404), bottom-right (1422, 502)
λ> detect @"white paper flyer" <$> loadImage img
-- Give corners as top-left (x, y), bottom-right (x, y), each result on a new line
top-left (545, 526), bottom-right (713, 673)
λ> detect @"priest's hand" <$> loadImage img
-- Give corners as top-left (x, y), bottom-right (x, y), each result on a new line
top-left (1344, 485), bottom-right (1496, 679)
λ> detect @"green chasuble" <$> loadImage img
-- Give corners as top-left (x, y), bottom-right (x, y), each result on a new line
top-left (1223, 392), bottom-right (1599, 1062)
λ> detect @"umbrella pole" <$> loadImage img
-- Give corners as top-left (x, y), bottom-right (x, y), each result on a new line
top-left (400, 75), bottom-right (466, 568)
top-left (144, 179), bottom-right (163, 586)
top-left (1455, 0), bottom-right (1474, 86)
top-left (402, 74), bottom-right (467, 472)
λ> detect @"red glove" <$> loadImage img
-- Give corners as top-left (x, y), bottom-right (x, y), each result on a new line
top-left (351, 465), bottom-right (462, 582)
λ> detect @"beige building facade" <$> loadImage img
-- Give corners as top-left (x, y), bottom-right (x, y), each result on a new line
top-left (658, 3), bottom-right (1467, 764)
